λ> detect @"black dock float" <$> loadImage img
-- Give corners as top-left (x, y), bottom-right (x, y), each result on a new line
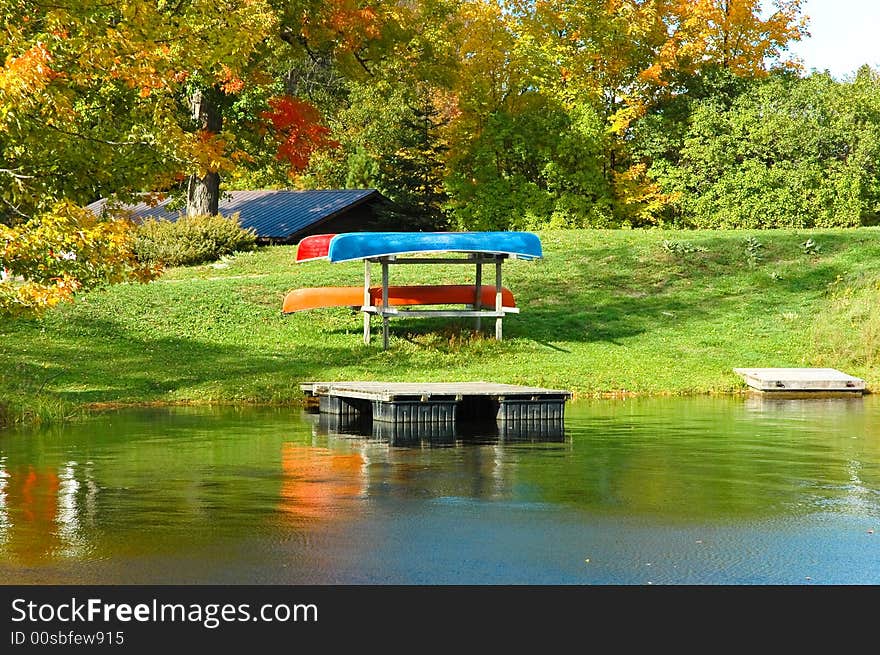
top-left (301, 381), bottom-right (572, 425)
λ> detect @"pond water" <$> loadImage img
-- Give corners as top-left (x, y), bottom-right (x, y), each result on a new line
top-left (1, 396), bottom-right (878, 585)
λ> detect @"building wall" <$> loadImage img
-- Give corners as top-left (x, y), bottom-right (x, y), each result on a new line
top-left (272, 200), bottom-right (408, 244)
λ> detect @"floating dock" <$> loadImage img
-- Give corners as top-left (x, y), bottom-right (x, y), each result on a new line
top-left (311, 411), bottom-right (566, 445)
top-left (734, 367), bottom-right (865, 396)
top-left (301, 381), bottom-right (572, 426)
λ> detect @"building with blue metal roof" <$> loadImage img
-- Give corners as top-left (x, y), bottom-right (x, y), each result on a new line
top-left (86, 189), bottom-right (393, 242)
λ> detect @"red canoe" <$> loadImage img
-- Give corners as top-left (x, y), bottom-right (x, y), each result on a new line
top-left (282, 284), bottom-right (516, 314)
top-left (295, 234), bottom-right (336, 262)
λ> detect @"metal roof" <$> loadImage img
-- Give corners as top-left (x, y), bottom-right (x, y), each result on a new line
top-left (86, 189), bottom-right (384, 239)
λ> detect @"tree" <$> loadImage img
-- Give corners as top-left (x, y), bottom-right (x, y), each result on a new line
top-left (295, 0), bottom-right (463, 227)
top-left (646, 69), bottom-right (880, 227)
top-left (642, 0), bottom-right (808, 85)
top-left (503, 0), bottom-right (809, 226)
top-left (0, 1), bottom-right (283, 221)
top-left (446, 95), bottom-right (614, 229)
top-left (0, 0), bottom-right (375, 313)
top-left (0, 1), bottom-right (386, 223)
top-left (0, 0), bottom-right (824, 247)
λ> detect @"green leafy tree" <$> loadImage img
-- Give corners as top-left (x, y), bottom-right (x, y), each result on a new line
top-left (446, 97), bottom-right (613, 229)
top-left (299, 78), bottom-right (452, 229)
top-left (648, 69), bottom-right (880, 227)
top-left (297, 1), bottom-right (462, 227)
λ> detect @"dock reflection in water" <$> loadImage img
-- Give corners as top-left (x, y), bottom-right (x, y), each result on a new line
top-left (309, 412), bottom-right (565, 446)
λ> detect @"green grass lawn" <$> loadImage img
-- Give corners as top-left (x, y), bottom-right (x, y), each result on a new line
top-left (4, 228), bottom-right (880, 426)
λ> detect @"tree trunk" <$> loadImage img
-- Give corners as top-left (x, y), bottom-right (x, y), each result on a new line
top-left (187, 86), bottom-right (222, 216)
top-left (187, 170), bottom-right (220, 216)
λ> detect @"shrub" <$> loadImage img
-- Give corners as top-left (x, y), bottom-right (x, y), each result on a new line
top-left (133, 212), bottom-right (257, 267)
top-left (1, 201), bottom-right (157, 316)
top-left (743, 236), bottom-right (763, 268)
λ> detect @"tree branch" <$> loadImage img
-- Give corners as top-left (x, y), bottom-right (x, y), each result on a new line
top-left (352, 49), bottom-right (374, 77)
top-left (0, 168), bottom-right (35, 180)
top-left (0, 196), bottom-right (32, 220)
top-left (43, 122), bottom-right (154, 148)
top-left (40, 123), bottom-right (189, 166)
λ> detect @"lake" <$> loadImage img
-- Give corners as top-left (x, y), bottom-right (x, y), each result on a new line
top-left (1, 395), bottom-right (878, 584)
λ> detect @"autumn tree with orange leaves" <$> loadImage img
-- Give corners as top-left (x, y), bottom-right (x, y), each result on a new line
top-left (0, 0), bottom-right (384, 313)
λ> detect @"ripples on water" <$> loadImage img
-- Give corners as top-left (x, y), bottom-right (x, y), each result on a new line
top-left (0, 396), bottom-right (878, 584)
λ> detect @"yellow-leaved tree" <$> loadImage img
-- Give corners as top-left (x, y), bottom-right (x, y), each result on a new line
top-left (0, 0), bottom-right (387, 314)
top-left (500, 0), bottom-right (808, 225)
top-left (641, 0), bottom-right (808, 85)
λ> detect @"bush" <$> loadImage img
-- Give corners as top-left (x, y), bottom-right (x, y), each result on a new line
top-left (1, 201), bottom-right (157, 316)
top-left (133, 212), bottom-right (257, 267)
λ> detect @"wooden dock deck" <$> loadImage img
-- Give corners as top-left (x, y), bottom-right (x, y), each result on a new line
top-left (301, 381), bottom-right (572, 424)
top-left (734, 367), bottom-right (865, 395)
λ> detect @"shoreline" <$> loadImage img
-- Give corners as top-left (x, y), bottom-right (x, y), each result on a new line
top-left (3, 228), bottom-right (879, 430)
top-left (7, 386), bottom-right (876, 431)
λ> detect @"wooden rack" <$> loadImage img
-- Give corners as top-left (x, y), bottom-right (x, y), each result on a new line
top-left (361, 253), bottom-right (519, 349)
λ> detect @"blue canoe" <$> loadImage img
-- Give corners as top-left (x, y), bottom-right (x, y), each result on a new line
top-left (326, 231), bottom-right (543, 263)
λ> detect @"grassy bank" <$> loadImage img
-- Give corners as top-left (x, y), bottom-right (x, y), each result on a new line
top-left (4, 228), bottom-right (880, 427)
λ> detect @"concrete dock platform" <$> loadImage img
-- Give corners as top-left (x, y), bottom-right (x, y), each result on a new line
top-left (734, 368), bottom-right (865, 395)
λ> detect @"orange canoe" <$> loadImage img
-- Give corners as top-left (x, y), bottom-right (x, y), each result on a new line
top-left (283, 285), bottom-right (516, 314)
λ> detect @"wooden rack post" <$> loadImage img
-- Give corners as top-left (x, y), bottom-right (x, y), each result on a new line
top-left (474, 255), bottom-right (482, 332)
top-left (363, 259), bottom-right (371, 345)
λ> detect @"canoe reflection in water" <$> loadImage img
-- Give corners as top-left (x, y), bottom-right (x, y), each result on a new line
top-left (0, 461), bottom-right (95, 565)
top-left (278, 444), bottom-right (367, 525)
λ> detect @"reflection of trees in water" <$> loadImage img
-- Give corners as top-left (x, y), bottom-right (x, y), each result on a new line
top-left (0, 459), bottom-right (7, 540)
top-left (0, 412), bottom-right (375, 564)
top-left (1, 465), bottom-right (61, 563)
top-left (521, 396), bottom-right (880, 521)
top-left (0, 408), bottom-right (298, 563)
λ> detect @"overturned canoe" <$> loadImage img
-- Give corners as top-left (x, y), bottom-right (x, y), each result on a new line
top-left (295, 233), bottom-right (336, 263)
top-left (283, 284), bottom-right (516, 314)
top-left (295, 231), bottom-right (542, 262)
top-left (327, 231), bottom-right (543, 262)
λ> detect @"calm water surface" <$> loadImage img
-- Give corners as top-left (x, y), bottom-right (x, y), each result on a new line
top-left (1, 396), bottom-right (878, 584)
